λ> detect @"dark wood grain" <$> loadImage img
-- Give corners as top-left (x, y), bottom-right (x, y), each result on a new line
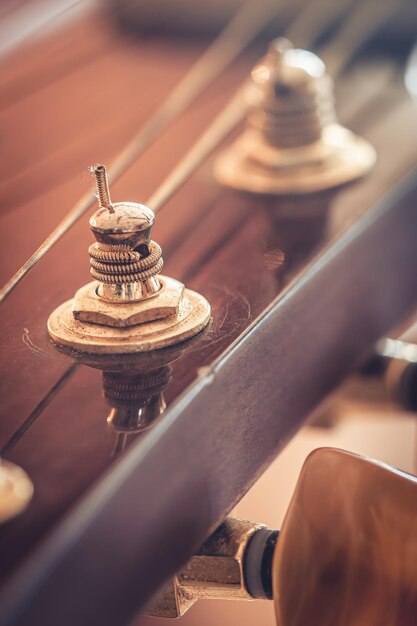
top-left (1, 7), bottom-right (417, 626)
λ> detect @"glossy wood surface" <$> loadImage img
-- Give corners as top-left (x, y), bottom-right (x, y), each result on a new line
top-left (1, 7), bottom-right (417, 626)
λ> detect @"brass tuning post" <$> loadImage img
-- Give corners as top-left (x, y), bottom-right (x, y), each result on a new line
top-left (48, 165), bottom-right (211, 354)
top-left (104, 366), bottom-right (171, 442)
top-left (214, 38), bottom-right (376, 195)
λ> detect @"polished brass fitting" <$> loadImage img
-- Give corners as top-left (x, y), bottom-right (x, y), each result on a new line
top-left (48, 165), bottom-right (211, 354)
top-left (62, 340), bottom-right (195, 456)
top-left (149, 518), bottom-right (278, 618)
top-left (0, 459), bottom-right (33, 524)
top-left (88, 164), bottom-right (161, 304)
top-left (104, 367), bottom-right (171, 432)
top-left (214, 38), bottom-right (376, 195)
top-left (103, 365), bottom-right (172, 456)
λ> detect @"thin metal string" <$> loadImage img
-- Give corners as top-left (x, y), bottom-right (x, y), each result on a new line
top-left (320, 0), bottom-right (411, 77)
top-left (1, 0), bottom-right (404, 302)
top-left (147, 88), bottom-right (245, 212)
top-left (0, 0), bottom-right (409, 305)
top-left (285, 0), bottom-right (353, 51)
top-left (0, 0), bottom-right (283, 304)
top-left (146, 0), bottom-right (406, 214)
top-left (1, 0), bottom-right (399, 452)
top-left (0, 0), bottom-right (346, 453)
top-left (1, 364), bottom-right (77, 455)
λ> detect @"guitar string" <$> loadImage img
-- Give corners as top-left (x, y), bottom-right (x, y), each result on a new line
top-left (321, 0), bottom-right (411, 78)
top-left (0, 0), bottom-right (292, 455)
top-left (0, 0), bottom-right (89, 59)
top-left (147, 0), bottom-right (405, 214)
top-left (0, 363), bottom-right (78, 456)
top-left (1, 0), bottom-right (397, 300)
top-left (0, 0), bottom-right (286, 304)
top-left (0, 0), bottom-right (396, 454)
top-left (284, 0), bottom-right (354, 51)
top-left (147, 3), bottom-right (413, 341)
top-left (0, 0), bottom-right (331, 456)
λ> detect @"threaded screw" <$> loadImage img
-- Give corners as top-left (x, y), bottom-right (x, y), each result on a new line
top-left (92, 163), bottom-right (114, 213)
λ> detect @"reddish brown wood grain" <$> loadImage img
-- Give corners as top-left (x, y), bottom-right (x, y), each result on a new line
top-left (0, 8), bottom-right (417, 626)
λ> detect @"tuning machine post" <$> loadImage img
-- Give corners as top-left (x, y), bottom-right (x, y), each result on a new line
top-left (48, 165), bottom-right (211, 354)
top-left (150, 447), bottom-right (417, 625)
top-left (69, 342), bottom-right (193, 456)
top-left (214, 39), bottom-right (376, 196)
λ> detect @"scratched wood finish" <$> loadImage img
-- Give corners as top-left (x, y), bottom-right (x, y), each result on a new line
top-left (1, 7), bottom-right (417, 626)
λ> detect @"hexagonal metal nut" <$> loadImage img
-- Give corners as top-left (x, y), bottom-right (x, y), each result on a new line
top-left (72, 276), bottom-right (184, 328)
top-left (148, 518), bottom-right (265, 618)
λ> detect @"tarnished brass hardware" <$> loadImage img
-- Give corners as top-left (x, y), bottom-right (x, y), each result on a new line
top-left (52, 338), bottom-right (205, 456)
top-left (149, 518), bottom-right (275, 618)
top-left (48, 164), bottom-right (211, 354)
top-left (72, 277), bottom-right (183, 328)
top-left (106, 366), bottom-right (171, 455)
top-left (104, 367), bottom-right (170, 433)
top-left (214, 39), bottom-right (376, 195)
top-left (0, 459), bottom-right (33, 524)
top-left (98, 351), bottom-right (178, 453)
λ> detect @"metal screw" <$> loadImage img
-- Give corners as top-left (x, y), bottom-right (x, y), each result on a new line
top-left (92, 163), bottom-right (114, 213)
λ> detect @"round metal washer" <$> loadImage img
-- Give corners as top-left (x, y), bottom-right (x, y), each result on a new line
top-left (48, 289), bottom-right (211, 354)
top-left (214, 125), bottom-right (376, 195)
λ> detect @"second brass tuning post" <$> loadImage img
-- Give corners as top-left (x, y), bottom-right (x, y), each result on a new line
top-left (48, 165), bottom-right (211, 354)
top-left (214, 39), bottom-right (376, 195)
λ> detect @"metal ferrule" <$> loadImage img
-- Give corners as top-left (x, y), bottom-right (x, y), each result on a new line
top-left (97, 276), bottom-right (161, 303)
top-left (148, 518), bottom-right (279, 618)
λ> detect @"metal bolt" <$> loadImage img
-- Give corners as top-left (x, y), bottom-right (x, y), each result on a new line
top-left (92, 163), bottom-right (114, 213)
